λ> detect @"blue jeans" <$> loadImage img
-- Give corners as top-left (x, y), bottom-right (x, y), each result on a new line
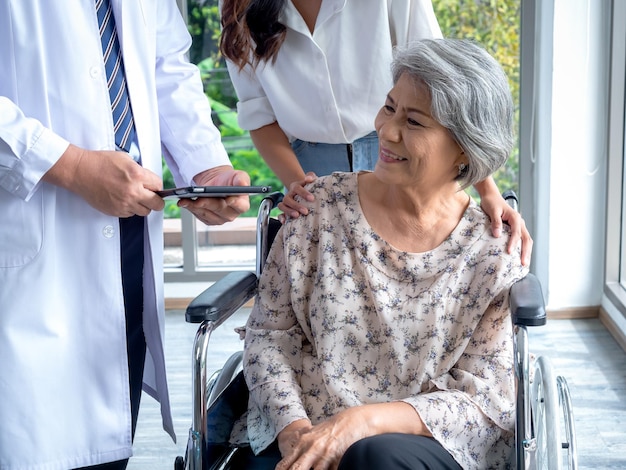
top-left (291, 131), bottom-right (379, 176)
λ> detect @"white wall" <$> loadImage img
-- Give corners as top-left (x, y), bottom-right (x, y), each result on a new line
top-left (544, 0), bottom-right (611, 309)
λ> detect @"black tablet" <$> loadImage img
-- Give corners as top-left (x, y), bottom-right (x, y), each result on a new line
top-left (156, 185), bottom-right (272, 199)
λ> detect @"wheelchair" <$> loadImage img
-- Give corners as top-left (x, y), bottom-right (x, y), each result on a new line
top-left (174, 191), bottom-right (578, 470)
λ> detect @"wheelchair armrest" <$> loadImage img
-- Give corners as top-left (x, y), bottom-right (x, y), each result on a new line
top-left (185, 271), bottom-right (259, 324)
top-left (510, 273), bottom-right (547, 327)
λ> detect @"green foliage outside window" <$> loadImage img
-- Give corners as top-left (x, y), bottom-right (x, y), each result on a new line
top-left (163, 0), bottom-right (520, 218)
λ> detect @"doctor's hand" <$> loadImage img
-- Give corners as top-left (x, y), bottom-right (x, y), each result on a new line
top-left (178, 165), bottom-right (251, 225)
top-left (43, 144), bottom-right (165, 217)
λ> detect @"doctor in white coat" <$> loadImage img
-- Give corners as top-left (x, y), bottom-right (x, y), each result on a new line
top-left (0, 1), bottom-right (250, 469)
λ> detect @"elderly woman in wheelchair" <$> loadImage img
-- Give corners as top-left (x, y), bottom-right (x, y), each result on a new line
top-left (221, 38), bottom-right (528, 470)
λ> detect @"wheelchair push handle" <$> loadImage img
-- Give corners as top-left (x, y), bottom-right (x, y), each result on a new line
top-left (502, 189), bottom-right (519, 211)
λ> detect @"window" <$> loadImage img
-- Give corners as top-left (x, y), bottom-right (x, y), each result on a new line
top-left (605, 0), bottom-right (626, 320)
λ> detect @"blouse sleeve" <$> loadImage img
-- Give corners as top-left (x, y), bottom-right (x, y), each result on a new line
top-left (388, 0), bottom-right (443, 46)
top-left (243, 224), bottom-right (310, 444)
top-left (225, 59), bottom-right (278, 132)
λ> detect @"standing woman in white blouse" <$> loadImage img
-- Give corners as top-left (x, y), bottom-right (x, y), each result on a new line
top-left (220, 0), bottom-right (533, 265)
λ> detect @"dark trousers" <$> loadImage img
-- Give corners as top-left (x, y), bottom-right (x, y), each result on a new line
top-left (76, 216), bottom-right (146, 470)
top-left (338, 433), bottom-right (462, 470)
top-left (226, 442), bottom-right (282, 470)
top-left (229, 434), bottom-right (461, 470)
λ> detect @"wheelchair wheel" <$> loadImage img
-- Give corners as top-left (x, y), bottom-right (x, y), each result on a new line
top-left (531, 356), bottom-right (561, 469)
top-left (530, 357), bottom-right (579, 470)
top-left (557, 375), bottom-right (578, 469)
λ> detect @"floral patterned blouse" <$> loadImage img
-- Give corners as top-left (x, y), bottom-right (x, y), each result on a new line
top-left (238, 172), bottom-right (528, 469)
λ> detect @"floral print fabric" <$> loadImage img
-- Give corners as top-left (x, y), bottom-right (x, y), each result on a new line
top-left (240, 172), bottom-right (528, 469)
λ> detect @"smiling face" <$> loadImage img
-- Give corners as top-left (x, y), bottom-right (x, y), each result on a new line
top-left (373, 73), bottom-right (467, 193)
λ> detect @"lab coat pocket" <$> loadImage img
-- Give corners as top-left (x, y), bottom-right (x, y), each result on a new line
top-left (0, 192), bottom-right (43, 267)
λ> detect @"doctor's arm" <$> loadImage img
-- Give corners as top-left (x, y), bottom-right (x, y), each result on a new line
top-left (153, 2), bottom-right (250, 224)
top-left (177, 165), bottom-right (251, 225)
top-left (0, 96), bottom-right (163, 215)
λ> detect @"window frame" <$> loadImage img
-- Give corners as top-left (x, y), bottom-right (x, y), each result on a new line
top-left (604, 0), bottom-right (626, 316)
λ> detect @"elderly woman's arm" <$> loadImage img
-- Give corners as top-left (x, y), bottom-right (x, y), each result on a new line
top-left (242, 231), bottom-right (311, 452)
top-left (275, 295), bottom-right (516, 470)
top-left (275, 401), bottom-right (432, 470)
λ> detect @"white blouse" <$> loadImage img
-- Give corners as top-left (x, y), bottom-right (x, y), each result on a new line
top-left (224, 0), bottom-right (442, 144)
top-left (238, 172), bottom-right (529, 469)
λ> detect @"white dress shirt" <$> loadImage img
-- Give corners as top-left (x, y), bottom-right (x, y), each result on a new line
top-left (225, 0), bottom-right (442, 144)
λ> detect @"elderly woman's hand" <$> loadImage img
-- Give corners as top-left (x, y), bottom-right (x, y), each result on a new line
top-left (277, 172), bottom-right (317, 223)
top-left (277, 419), bottom-right (313, 461)
top-left (276, 409), bottom-right (368, 470)
top-left (275, 402), bottom-right (429, 470)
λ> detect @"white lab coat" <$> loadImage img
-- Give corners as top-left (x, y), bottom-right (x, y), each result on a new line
top-left (0, 1), bottom-right (230, 468)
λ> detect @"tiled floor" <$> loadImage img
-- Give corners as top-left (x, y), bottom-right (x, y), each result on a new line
top-left (127, 311), bottom-right (626, 469)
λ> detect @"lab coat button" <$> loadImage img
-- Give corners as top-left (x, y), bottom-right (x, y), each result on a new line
top-left (102, 225), bottom-right (115, 238)
top-left (89, 67), bottom-right (101, 78)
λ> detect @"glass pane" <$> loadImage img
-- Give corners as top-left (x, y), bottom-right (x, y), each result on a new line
top-left (163, 215), bottom-right (182, 268)
top-left (620, 93), bottom-right (626, 290)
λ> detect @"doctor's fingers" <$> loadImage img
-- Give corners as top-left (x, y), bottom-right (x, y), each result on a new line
top-left (180, 196), bottom-right (248, 226)
top-left (108, 186), bottom-right (165, 217)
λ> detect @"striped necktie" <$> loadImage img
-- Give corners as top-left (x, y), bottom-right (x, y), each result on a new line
top-left (96, 0), bottom-right (136, 152)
